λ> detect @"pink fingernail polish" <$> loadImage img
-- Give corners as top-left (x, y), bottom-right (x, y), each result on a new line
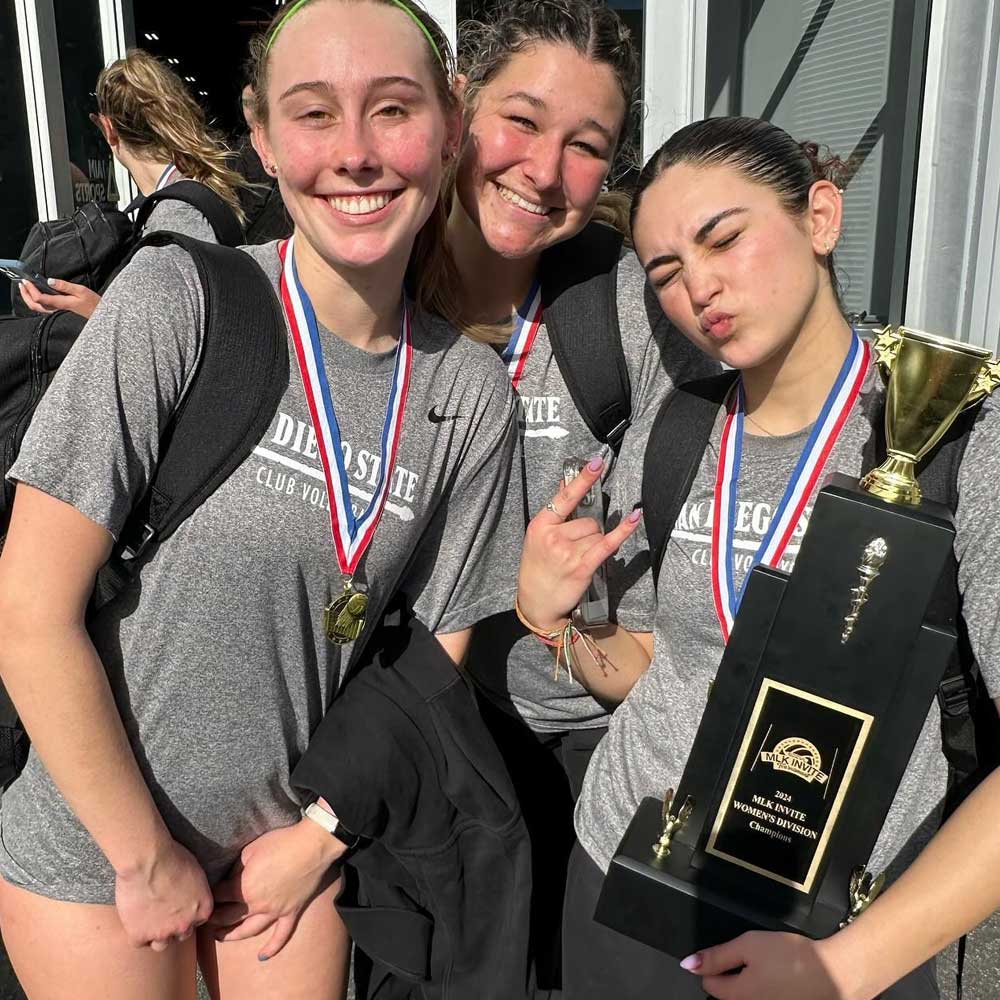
top-left (680, 954), bottom-right (702, 972)
top-left (588, 456), bottom-right (603, 471)
top-left (628, 508), bottom-right (643, 524)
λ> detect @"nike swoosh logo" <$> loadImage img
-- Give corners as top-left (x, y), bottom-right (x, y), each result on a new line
top-left (428, 406), bottom-right (461, 423)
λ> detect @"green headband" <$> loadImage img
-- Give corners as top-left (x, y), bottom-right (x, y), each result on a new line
top-left (266, 0), bottom-right (447, 72)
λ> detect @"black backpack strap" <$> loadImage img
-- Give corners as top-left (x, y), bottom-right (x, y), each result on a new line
top-left (643, 371), bottom-right (739, 587)
top-left (864, 399), bottom-right (989, 799)
top-left (539, 222), bottom-right (632, 452)
top-left (131, 180), bottom-right (245, 247)
top-left (90, 233), bottom-right (289, 614)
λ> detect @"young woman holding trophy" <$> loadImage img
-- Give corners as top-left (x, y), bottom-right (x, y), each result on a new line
top-left (516, 116), bottom-right (1000, 998)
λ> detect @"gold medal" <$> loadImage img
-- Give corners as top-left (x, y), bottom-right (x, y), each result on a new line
top-left (323, 578), bottom-right (368, 645)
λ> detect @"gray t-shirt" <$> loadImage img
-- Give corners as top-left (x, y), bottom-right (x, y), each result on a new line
top-left (465, 252), bottom-right (717, 732)
top-left (1, 241), bottom-right (522, 903)
top-left (140, 174), bottom-right (219, 244)
top-left (576, 367), bottom-right (1000, 882)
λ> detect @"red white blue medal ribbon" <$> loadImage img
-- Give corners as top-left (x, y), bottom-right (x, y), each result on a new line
top-left (501, 280), bottom-right (543, 389)
top-left (155, 164), bottom-right (180, 191)
top-left (711, 332), bottom-right (871, 642)
top-left (279, 236), bottom-right (412, 579)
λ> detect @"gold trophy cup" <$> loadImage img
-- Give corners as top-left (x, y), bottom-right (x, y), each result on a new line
top-left (860, 327), bottom-right (1000, 505)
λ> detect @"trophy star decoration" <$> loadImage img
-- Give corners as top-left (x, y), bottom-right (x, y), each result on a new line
top-left (872, 326), bottom-right (902, 371)
top-left (974, 359), bottom-right (1000, 397)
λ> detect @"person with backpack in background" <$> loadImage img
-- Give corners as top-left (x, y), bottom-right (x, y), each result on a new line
top-left (443, 2), bottom-right (716, 992)
top-left (17, 48), bottom-right (247, 321)
top-left (516, 116), bottom-right (1000, 999)
top-left (0, 2), bottom-right (523, 997)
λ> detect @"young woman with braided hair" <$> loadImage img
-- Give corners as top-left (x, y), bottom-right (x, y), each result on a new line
top-left (18, 48), bottom-right (247, 321)
top-left (448, 2), bottom-right (716, 992)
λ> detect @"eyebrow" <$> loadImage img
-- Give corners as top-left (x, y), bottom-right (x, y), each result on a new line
top-left (643, 207), bottom-right (749, 274)
top-left (279, 76), bottom-right (426, 101)
top-left (502, 90), bottom-right (616, 143)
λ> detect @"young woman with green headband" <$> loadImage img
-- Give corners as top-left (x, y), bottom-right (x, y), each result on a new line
top-left (0, 2), bottom-right (524, 997)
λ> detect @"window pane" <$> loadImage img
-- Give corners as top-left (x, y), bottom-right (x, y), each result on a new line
top-left (0, 5), bottom-right (38, 314)
top-left (706, 0), bottom-right (928, 320)
top-left (53, 0), bottom-right (118, 208)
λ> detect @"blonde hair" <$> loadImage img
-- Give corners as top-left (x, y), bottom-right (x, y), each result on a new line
top-left (247, 0), bottom-right (466, 331)
top-left (97, 49), bottom-right (246, 223)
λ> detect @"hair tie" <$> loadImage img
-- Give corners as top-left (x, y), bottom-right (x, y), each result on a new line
top-left (266, 0), bottom-right (447, 72)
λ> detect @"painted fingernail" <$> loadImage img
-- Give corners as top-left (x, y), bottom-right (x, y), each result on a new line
top-left (628, 508), bottom-right (643, 524)
top-left (680, 954), bottom-right (702, 972)
top-left (588, 456), bottom-right (603, 471)
top-left (258, 953), bottom-right (270, 963)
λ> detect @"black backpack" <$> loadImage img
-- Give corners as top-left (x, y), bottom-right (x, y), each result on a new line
top-left (11, 182), bottom-right (244, 316)
top-left (537, 221), bottom-right (634, 453)
top-left (640, 373), bottom-right (1000, 997)
top-left (0, 231), bottom-right (289, 786)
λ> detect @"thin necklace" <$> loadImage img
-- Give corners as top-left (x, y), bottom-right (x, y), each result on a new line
top-left (744, 410), bottom-right (775, 437)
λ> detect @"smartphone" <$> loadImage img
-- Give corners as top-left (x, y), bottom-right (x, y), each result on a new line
top-left (0, 260), bottom-right (62, 296)
top-left (563, 456), bottom-right (610, 627)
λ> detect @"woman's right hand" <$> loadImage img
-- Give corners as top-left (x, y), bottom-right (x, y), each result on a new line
top-left (19, 277), bottom-right (102, 319)
top-left (114, 838), bottom-right (213, 951)
top-left (516, 456), bottom-right (642, 632)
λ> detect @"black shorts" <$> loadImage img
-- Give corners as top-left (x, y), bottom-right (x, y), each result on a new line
top-left (477, 695), bottom-right (606, 994)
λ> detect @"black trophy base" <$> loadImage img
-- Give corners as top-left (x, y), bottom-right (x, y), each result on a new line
top-left (594, 798), bottom-right (847, 958)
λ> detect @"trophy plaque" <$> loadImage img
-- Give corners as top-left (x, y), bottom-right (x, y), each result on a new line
top-left (595, 327), bottom-right (1000, 957)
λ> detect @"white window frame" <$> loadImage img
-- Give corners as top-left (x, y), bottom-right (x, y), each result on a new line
top-left (15, 0), bottom-right (72, 221)
top-left (421, 0), bottom-right (457, 55)
top-left (906, 0), bottom-right (1000, 355)
top-left (642, 0), bottom-right (709, 162)
top-left (967, 63), bottom-right (1000, 357)
top-left (99, 0), bottom-right (136, 207)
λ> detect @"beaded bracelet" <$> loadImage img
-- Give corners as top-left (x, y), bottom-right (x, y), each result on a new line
top-left (515, 599), bottom-right (617, 684)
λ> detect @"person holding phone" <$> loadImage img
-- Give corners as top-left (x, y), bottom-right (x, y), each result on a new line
top-left (447, 2), bottom-right (716, 991)
top-left (18, 49), bottom-right (247, 321)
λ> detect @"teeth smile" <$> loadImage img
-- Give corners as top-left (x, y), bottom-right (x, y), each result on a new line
top-left (497, 184), bottom-right (549, 216)
top-left (329, 191), bottom-right (395, 215)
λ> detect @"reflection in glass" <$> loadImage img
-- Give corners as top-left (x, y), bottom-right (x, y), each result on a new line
top-left (54, 0), bottom-right (118, 209)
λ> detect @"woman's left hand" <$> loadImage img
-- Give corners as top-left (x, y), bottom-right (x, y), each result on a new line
top-left (681, 931), bottom-right (855, 1000)
top-left (208, 818), bottom-right (346, 960)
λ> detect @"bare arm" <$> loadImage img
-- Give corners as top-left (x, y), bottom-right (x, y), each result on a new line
top-left (0, 484), bottom-right (211, 946)
top-left (517, 460), bottom-right (653, 703)
top-left (821, 718), bottom-right (1000, 999)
